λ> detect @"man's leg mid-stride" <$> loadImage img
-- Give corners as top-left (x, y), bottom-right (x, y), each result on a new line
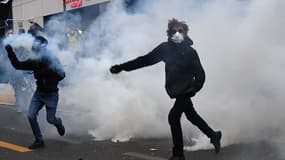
top-left (183, 97), bottom-right (222, 153)
top-left (168, 98), bottom-right (186, 160)
top-left (27, 91), bottom-right (45, 149)
top-left (44, 91), bottom-right (65, 136)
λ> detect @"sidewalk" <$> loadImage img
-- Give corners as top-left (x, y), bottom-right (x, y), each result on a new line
top-left (0, 83), bottom-right (15, 105)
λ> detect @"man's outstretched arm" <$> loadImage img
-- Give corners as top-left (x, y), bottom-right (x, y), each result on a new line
top-left (5, 45), bottom-right (38, 70)
top-left (110, 44), bottom-right (164, 74)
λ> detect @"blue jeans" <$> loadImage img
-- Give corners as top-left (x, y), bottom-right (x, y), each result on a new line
top-left (28, 90), bottom-right (62, 141)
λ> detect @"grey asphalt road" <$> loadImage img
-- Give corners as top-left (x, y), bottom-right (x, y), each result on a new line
top-left (0, 104), bottom-right (284, 160)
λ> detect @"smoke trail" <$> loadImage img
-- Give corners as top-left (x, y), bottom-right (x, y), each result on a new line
top-left (48, 0), bottom-right (285, 148)
top-left (2, 33), bottom-right (34, 50)
top-left (73, 0), bottom-right (285, 143)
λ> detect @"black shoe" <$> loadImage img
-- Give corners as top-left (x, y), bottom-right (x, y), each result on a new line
top-left (28, 140), bottom-right (45, 149)
top-left (168, 156), bottom-right (185, 160)
top-left (56, 124), bottom-right (65, 136)
top-left (211, 131), bottom-right (222, 153)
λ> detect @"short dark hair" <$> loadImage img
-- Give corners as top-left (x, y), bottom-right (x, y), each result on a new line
top-left (167, 18), bottom-right (189, 37)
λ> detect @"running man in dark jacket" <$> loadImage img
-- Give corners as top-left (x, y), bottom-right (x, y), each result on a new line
top-left (5, 35), bottom-right (66, 149)
top-left (110, 18), bottom-right (222, 160)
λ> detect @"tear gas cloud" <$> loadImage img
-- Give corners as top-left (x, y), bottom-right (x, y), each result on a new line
top-left (3, 33), bottom-right (34, 50)
top-left (2, 0), bottom-right (285, 152)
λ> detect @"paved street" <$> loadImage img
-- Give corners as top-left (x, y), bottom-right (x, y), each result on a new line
top-left (0, 104), bottom-right (284, 160)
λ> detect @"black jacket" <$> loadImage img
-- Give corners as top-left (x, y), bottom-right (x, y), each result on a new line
top-left (119, 38), bottom-right (205, 98)
top-left (28, 23), bottom-right (44, 36)
top-left (7, 49), bottom-right (65, 92)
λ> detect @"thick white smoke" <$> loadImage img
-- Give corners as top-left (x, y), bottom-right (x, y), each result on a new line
top-left (3, 33), bottom-right (34, 50)
top-left (60, 0), bottom-right (285, 148)
top-left (2, 0), bottom-right (285, 154)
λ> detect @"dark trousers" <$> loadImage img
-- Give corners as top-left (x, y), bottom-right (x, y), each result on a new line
top-left (168, 96), bottom-right (215, 156)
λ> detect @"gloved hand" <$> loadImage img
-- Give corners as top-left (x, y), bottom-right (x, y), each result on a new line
top-left (110, 64), bottom-right (123, 74)
top-left (5, 45), bottom-right (13, 54)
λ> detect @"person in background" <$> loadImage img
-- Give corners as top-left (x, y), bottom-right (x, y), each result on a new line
top-left (110, 18), bottom-right (222, 160)
top-left (18, 28), bottom-right (25, 34)
top-left (66, 24), bottom-right (83, 61)
top-left (5, 29), bottom-right (14, 36)
top-left (9, 69), bottom-right (33, 112)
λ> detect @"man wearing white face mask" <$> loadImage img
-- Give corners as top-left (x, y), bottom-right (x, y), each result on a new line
top-left (110, 18), bottom-right (222, 160)
top-left (170, 29), bottom-right (185, 44)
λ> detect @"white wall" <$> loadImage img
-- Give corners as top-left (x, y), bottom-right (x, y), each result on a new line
top-left (12, 0), bottom-right (109, 32)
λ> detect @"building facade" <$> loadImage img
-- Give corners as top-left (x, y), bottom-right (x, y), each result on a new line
top-left (11, 0), bottom-right (110, 32)
top-left (0, 0), bottom-right (13, 37)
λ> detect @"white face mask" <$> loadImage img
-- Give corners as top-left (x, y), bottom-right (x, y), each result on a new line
top-left (171, 32), bottom-right (184, 43)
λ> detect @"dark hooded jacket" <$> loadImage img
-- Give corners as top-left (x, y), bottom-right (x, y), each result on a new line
top-left (28, 22), bottom-right (44, 37)
top-left (7, 48), bottom-right (65, 92)
top-left (119, 37), bottom-right (205, 98)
